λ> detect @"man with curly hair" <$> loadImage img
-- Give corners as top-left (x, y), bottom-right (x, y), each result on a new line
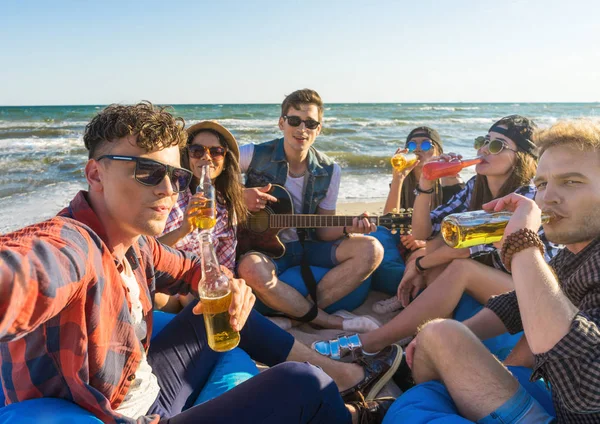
top-left (0, 102), bottom-right (396, 423)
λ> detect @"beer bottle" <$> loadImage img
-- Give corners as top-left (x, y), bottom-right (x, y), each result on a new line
top-left (198, 232), bottom-right (240, 352)
top-left (422, 157), bottom-right (482, 180)
top-left (391, 152), bottom-right (418, 172)
top-left (441, 210), bottom-right (552, 249)
top-left (194, 164), bottom-right (217, 230)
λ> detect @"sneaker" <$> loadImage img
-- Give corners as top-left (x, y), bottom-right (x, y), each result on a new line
top-left (372, 295), bottom-right (404, 314)
top-left (341, 344), bottom-right (403, 401)
top-left (347, 395), bottom-right (395, 424)
top-left (333, 310), bottom-right (381, 333)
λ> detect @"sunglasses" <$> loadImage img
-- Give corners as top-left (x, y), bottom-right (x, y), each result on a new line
top-left (406, 139), bottom-right (432, 152)
top-left (97, 155), bottom-right (193, 193)
top-left (282, 115), bottom-right (321, 130)
top-left (188, 145), bottom-right (227, 159)
top-left (474, 136), bottom-right (518, 155)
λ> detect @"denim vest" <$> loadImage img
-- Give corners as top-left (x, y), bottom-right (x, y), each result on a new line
top-left (245, 138), bottom-right (335, 238)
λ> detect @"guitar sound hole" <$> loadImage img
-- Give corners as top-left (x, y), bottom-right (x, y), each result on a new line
top-left (247, 210), bottom-right (270, 232)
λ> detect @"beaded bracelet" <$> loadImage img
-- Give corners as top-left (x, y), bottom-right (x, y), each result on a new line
top-left (500, 228), bottom-right (545, 273)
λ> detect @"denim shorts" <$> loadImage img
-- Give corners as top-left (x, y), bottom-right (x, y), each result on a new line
top-left (478, 385), bottom-right (555, 424)
top-left (270, 240), bottom-right (342, 275)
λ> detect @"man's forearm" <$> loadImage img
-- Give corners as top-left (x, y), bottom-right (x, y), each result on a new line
top-left (511, 247), bottom-right (579, 354)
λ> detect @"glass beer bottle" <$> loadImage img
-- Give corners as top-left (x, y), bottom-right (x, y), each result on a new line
top-left (194, 164), bottom-right (217, 230)
top-left (391, 152), bottom-right (418, 172)
top-left (199, 232), bottom-right (240, 352)
top-left (422, 157), bottom-right (482, 180)
top-left (441, 210), bottom-right (552, 249)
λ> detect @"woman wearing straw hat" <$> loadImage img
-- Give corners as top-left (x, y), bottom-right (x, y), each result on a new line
top-left (156, 121), bottom-right (247, 312)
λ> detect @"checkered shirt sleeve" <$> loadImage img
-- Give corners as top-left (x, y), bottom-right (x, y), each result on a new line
top-left (486, 290), bottom-right (522, 334)
top-left (488, 238), bottom-right (600, 422)
top-left (429, 176), bottom-right (475, 238)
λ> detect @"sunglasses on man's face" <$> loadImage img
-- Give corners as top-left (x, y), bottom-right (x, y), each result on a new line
top-left (282, 115), bottom-right (321, 130)
top-left (188, 145), bottom-right (227, 160)
top-left (97, 155), bottom-right (193, 193)
top-left (406, 139), bottom-right (433, 153)
top-left (474, 136), bottom-right (518, 155)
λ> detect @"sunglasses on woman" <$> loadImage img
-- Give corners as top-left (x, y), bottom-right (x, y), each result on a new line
top-left (188, 145), bottom-right (227, 159)
top-left (282, 115), bottom-right (321, 130)
top-left (97, 155), bottom-right (193, 193)
top-left (474, 136), bottom-right (518, 155)
top-left (406, 139), bottom-right (433, 152)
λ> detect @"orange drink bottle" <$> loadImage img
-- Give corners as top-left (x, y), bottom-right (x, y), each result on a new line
top-left (422, 157), bottom-right (482, 180)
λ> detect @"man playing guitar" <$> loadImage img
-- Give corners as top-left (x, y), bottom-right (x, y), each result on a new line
top-left (237, 89), bottom-right (385, 332)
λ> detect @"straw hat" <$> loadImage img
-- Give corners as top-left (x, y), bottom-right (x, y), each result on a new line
top-left (186, 120), bottom-right (240, 160)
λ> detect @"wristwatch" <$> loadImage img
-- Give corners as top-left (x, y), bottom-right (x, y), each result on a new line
top-left (414, 184), bottom-right (434, 196)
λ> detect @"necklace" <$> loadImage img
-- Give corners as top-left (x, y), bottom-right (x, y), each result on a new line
top-left (288, 169), bottom-right (306, 178)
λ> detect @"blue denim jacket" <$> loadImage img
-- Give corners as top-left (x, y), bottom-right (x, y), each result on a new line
top-left (245, 138), bottom-right (335, 239)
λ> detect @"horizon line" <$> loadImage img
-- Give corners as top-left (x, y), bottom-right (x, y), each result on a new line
top-left (1, 101), bottom-right (600, 108)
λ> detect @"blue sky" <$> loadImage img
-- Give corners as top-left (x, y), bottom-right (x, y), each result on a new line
top-left (1, 0), bottom-right (599, 105)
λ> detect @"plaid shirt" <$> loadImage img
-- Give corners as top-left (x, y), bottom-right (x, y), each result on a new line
top-left (487, 237), bottom-right (600, 423)
top-left (0, 191), bottom-right (203, 424)
top-left (429, 176), bottom-right (560, 265)
top-left (161, 189), bottom-right (237, 272)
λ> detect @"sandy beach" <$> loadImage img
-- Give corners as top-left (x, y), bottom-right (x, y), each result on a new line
top-left (337, 201), bottom-right (387, 216)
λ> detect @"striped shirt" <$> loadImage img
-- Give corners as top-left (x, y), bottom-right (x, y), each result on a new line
top-left (0, 191), bottom-right (203, 423)
top-left (162, 189), bottom-right (237, 271)
top-left (429, 176), bottom-right (561, 265)
top-left (487, 237), bottom-right (600, 423)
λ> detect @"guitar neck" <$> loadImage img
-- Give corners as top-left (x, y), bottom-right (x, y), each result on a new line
top-left (269, 214), bottom-right (379, 229)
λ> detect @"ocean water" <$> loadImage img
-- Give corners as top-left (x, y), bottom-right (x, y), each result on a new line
top-left (1, 102), bottom-right (599, 233)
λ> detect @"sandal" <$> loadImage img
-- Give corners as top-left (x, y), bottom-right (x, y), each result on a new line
top-left (311, 333), bottom-right (364, 360)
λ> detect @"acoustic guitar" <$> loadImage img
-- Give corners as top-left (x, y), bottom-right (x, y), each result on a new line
top-left (237, 184), bottom-right (412, 258)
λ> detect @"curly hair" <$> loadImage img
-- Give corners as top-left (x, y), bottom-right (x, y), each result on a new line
top-left (535, 119), bottom-right (600, 156)
top-left (84, 101), bottom-right (187, 159)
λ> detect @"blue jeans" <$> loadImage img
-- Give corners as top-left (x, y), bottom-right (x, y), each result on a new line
top-left (147, 301), bottom-right (350, 423)
top-left (478, 385), bottom-right (555, 424)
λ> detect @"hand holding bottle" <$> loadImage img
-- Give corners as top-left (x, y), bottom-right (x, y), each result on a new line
top-left (483, 193), bottom-right (543, 247)
top-left (417, 154), bottom-right (450, 189)
top-left (180, 192), bottom-right (210, 235)
top-left (195, 164), bottom-right (217, 229)
top-left (421, 152), bottom-right (481, 182)
top-left (193, 276), bottom-right (255, 333)
top-left (391, 148), bottom-right (420, 180)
